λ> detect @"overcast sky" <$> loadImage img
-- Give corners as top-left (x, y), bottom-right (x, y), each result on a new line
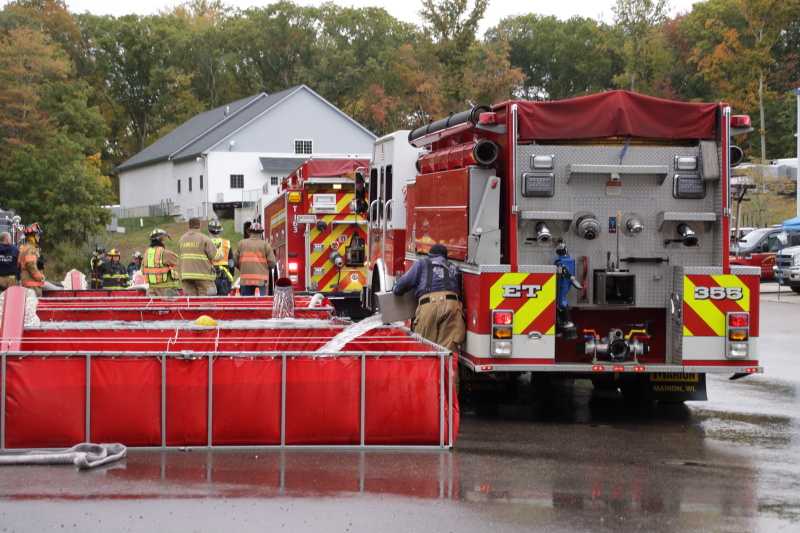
top-left (29, 0), bottom-right (703, 36)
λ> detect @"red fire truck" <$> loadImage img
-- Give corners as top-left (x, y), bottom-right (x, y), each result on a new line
top-left (264, 158), bottom-right (370, 317)
top-left (366, 91), bottom-right (762, 401)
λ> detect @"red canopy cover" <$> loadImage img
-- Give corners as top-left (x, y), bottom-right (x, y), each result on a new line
top-left (513, 90), bottom-right (719, 140)
top-left (291, 158), bottom-right (370, 180)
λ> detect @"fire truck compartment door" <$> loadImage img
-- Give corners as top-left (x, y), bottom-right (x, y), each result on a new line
top-left (468, 170), bottom-right (501, 264)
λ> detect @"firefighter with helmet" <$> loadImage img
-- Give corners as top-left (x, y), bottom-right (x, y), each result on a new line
top-left (234, 222), bottom-right (276, 296)
top-left (208, 218), bottom-right (234, 296)
top-left (18, 223), bottom-right (45, 297)
top-left (178, 217), bottom-right (222, 296)
top-left (90, 246), bottom-right (106, 289)
top-left (100, 248), bottom-right (131, 290)
top-left (142, 228), bottom-right (180, 297)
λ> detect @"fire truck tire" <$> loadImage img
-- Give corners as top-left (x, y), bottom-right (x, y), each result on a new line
top-left (619, 381), bottom-right (655, 403)
top-left (371, 275), bottom-right (382, 313)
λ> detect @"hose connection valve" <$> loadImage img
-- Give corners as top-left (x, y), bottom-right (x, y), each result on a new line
top-left (579, 328), bottom-right (650, 363)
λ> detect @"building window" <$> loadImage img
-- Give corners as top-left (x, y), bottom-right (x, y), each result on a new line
top-left (270, 176), bottom-right (280, 186)
top-left (230, 174), bottom-right (244, 188)
top-left (200, 175), bottom-right (203, 190)
top-left (294, 140), bottom-right (312, 154)
top-left (177, 179), bottom-right (181, 194)
top-left (189, 177), bottom-right (193, 192)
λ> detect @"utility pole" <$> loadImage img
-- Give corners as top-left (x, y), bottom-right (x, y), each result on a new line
top-left (795, 87), bottom-right (799, 217)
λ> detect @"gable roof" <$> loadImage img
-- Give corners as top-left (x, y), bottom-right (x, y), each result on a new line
top-left (117, 85), bottom-right (374, 172)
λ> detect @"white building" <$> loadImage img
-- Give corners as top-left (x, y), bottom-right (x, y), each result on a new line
top-left (117, 85), bottom-right (376, 227)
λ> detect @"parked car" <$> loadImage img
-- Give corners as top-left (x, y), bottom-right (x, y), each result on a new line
top-left (773, 217), bottom-right (800, 293)
top-left (729, 227), bottom-right (783, 278)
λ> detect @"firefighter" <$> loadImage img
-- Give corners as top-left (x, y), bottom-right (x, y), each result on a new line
top-left (17, 223), bottom-right (45, 297)
top-left (142, 228), bottom-right (180, 297)
top-left (178, 217), bottom-right (221, 296)
top-left (233, 222), bottom-right (276, 296)
top-left (208, 218), bottom-right (234, 296)
top-left (392, 243), bottom-right (465, 354)
top-left (100, 249), bottom-right (130, 290)
top-left (90, 246), bottom-right (106, 289)
top-left (0, 231), bottom-right (20, 293)
top-left (127, 251), bottom-right (143, 279)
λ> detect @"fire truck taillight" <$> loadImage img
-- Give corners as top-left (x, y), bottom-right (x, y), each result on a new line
top-left (729, 313), bottom-right (749, 328)
top-left (491, 310), bottom-right (513, 356)
top-left (288, 261), bottom-right (299, 283)
top-left (492, 311), bottom-right (513, 325)
top-left (726, 311), bottom-right (750, 359)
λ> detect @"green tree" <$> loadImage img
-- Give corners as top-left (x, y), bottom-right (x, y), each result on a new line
top-left (309, 3), bottom-right (418, 135)
top-left (679, 0), bottom-right (794, 163)
top-left (0, 15), bottom-right (111, 244)
top-left (488, 14), bottom-right (619, 100)
top-left (611, 0), bottom-right (671, 93)
top-left (419, 0), bottom-right (488, 113)
top-left (164, 0), bottom-right (237, 108)
top-left (79, 13), bottom-right (198, 159)
top-left (225, 2), bottom-right (319, 95)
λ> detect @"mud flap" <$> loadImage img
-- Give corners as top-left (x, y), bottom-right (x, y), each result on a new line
top-left (458, 366), bottom-right (516, 403)
top-left (623, 372), bottom-right (707, 402)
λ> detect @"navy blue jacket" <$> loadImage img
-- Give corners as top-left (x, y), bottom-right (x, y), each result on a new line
top-left (393, 254), bottom-right (462, 299)
top-left (0, 243), bottom-right (20, 277)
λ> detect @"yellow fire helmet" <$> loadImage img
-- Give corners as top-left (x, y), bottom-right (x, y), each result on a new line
top-left (194, 315), bottom-right (218, 327)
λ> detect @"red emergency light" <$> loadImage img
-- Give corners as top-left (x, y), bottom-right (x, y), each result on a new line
top-left (730, 115), bottom-right (751, 128)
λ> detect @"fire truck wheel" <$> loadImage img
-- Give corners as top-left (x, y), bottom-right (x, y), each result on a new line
top-left (371, 276), bottom-right (382, 313)
top-left (619, 380), bottom-right (655, 403)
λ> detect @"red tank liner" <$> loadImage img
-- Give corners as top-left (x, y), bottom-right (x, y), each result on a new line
top-left (2, 325), bottom-right (457, 448)
top-left (37, 306), bottom-right (334, 322)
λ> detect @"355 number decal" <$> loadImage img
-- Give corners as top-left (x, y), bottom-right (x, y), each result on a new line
top-left (693, 286), bottom-right (743, 301)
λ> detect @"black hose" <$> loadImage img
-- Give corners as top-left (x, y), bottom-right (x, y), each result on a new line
top-left (409, 104), bottom-right (492, 143)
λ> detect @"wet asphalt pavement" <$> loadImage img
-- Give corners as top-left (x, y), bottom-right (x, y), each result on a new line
top-left (0, 282), bottom-right (798, 532)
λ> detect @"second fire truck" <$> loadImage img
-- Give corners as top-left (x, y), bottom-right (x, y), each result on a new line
top-left (264, 158), bottom-right (370, 317)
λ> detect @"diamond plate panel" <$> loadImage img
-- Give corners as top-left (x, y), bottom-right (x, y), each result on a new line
top-left (515, 143), bottom-right (723, 309)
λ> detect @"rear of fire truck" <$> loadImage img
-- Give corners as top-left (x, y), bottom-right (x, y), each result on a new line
top-left (264, 158), bottom-right (370, 317)
top-left (403, 91), bottom-right (761, 401)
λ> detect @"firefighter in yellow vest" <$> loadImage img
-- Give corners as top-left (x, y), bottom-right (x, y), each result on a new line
top-left (234, 222), bottom-right (276, 296)
top-left (178, 217), bottom-right (222, 296)
top-left (89, 246), bottom-right (105, 289)
top-left (208, 218), bottom-right (233, 296)
top-left (17, 223), bottom-right (45, 297)
top-left (142, 228), bottom-right (180, 297)
top-left (100, 249), bottom-right (131, 290)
